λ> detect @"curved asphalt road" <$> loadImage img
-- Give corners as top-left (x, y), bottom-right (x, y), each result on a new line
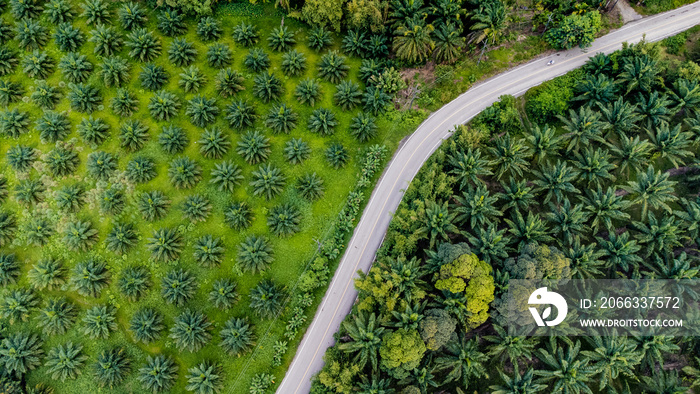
top-left (278, 3), bottom-right (700, 393)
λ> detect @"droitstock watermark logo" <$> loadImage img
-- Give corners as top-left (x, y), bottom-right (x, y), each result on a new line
top-left (528, 287), bottom-right (568, 327)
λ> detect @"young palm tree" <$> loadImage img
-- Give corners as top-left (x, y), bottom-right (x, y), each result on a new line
top-left (15, 179), bottom-right (45, 206)
top-left (59, 51), bottom-right (94, 82)
top-left (126, 28), bottom-right (162, 62)
top-left (157, 9), bottom-right (186, 36)
top-left (6, 145), bottom-right (36, 174)
top-left (44, 0), bottom-right (75, 24)
top-left (0, 211), bottom-right (16, 248)
top-left (647, 121), bottom-right (693, 167)
top-left (573, 74), bottom-right (617, 107)
top-left (526, 124), bottom-right (562, 164)
top-left (30, 80), bottom-right (60, 109)
top-left (249, 280), bottom-right (283, 319)
top-left (318, 51), bottom-right (349, 83)
top-left (562, 236), bottom-right (606, 279)
top-left (281, 49), bottom-right (306, 76)
top-left (393, 19), bottom-right (434, 64)
top-left (558, 106), bottom-right (607, 153)
top-left (596, 231), bottom-right (643, 273)
top-left (581, 335), bottom-right (642, 391)
top-left (89, 24), bottom-right (123, 56)
top-left (225, 99), bottom-right (257, 129)
top-left (267, 203), bottom-right (301, 238)
top-left (118, 266), bottom-right (150, 300)
top-left (210, 161), bottom-right (243, 193)
top-left (572, 147), bottom-right (616, 188)
top-left (309, 108), bottom-right (337, 136)
top-left (484, 324), bottom-right (538, 366)
top-left (453, 183), bottom-right (501, 228)
top-left (308, 26), bottom-right (332, 51)
top-left (148, 90), bottom-right (180, 121)
top-left (531, 160), bottom-right (580, 204)
top-left (186, 361), bottom-right (222, 394)
top-left (236, 131), bottom-right (270, 165)
top-left (433, 23), bottom-right (464, 64)
top-left (338, 312), bottom-right (384, 371)
top-left (53, 23), bottom-right (84, 52)
top-left (182, 194), bottom-right (211, 223)
top-left (609, 133), bottom-right (652, 178)
top-left (136, 190), bottom-right (170, 221)
top-left (253, 71), bottom-right (283, 103)
top-left (15, 20), bottom-right (49, 50)
top-left (139, 63), bottom-right (168, 91)
top-left (54, 184), bottom-right (84, 212)
top-left (363, 86), bottom-right (392, 115)
top-left (28, 259), bottom-right (64, 291)
top-left (186, 95), bottom-right (219, 127)
top-left (23, 217), bottom-right (54, 246)
top-left (179, 65), bottom-right (206, 93)
top-left (250, 164), bottom-right (285, 200)
top-left (158, 125), bottom-right (188, 154)
top-left (232, 22), bottom-right (259, 47)
top-left (535, 340), bottom-right (595, 394)
top-left (208, 279), bottom-right (238, 309)
top-left (284, 138), bottom-right (311, 165)
top-left (99, 56), bottom-right (130, 88)
top-left (82, 305), bottom-right (117, 339)
top-left (0, 252), bottom-right (19, 286)
top-left (161, 269), bottom-right (197, 306)
top-left (215, 68), bottom-right (245, 98)
top-left (669, 78), bottom-right (700, 115)
top-left (325, 143), bottom-right (348, 169)
top-left (167, 38), bottom-right (197, 68)
top-left (0, 48), bottom-right (18, 77)
top-left (490, 366), bottom-right (547, 394)
top-left (105, 222), bottom-right (138, 254)
top-left (67, 82), bottom-right (101, 113)
top-left (545, 198), bottom-right (590, 245)
top-left (0, 20), bottom-right (12, 45)
top-left (0, 332), bottom-right (43, 377)
top-left (192, 235), bottom-right (224, 268)
top-left (169, 309), bottom-right (211, 352)
top-left (367, 34), bottom-right (389, 58)
top-left (489, 133), bottom-right (531, 180)
top-left (632, 212), bottom-right (683, 259)
top-left (342, 29), bottom-right (367, 58)
top-left (618, 56), bottom-right (662, 94)
top-left (636, 91), bottom-right (672, 128)
top-left (447, 148), bottom-right (492, 190)
top-left (206, 43), bottom-right (232, 68)
top-left (224, 201), bottom-right (252, 230)
top-left (118, 2), bottom-right (147, 30)
top-left (198, 128), bottom-right (230, 159)
top-left (98, 187), bottom-right (125, 215)
top-left (297, 173), bottom-right (324, 200)
top-left (137, 355), bottom-right (178, 393)
top-left (36, 111), bottom-right (70, 143)
top-left (77, 117), bottom-right (109, 147)
top-left (37, 297), bottom-right (75, 335)
top-left (80, 0), bottom-right (110, 26)
top-left (0, 288), bottom-right (37, 324)
top-left (334, 80), bottom-right (362, 111)
top-left (147, 228), bottom-right (183, 262)
top-left (1, 109), bottom-right (31, 138)
top-left (94, 348), bottom-right (130, 388)
top-left (265, 104), bottom-right (297, 134)
top-left (168, 157), bottom-right (202, 189)
top-left (111, 88), bottom-right (139, 117)
top-left (86, 151), bottom-right (117, 181)
top-left (130, 308), bottom-right (164, 343)
top-left (237, 235), bottom-right (274, 273)
top-left (600, 97), bottom-right (640, 138)
top-left (295, 78), bottom-right (321, 106)
top-left (45, 146), bottom-right (80, 178)
top-left (219, 317), bottom-right (255, 355)
top-left (71, 258), bottom-right (109, 297)
top-left (624, 165), bottom-right (677, 218)
top-left (197, 16), bottom-right (221, 41)
top-left (125, 156), bottom-right (156, 184)
top-left (418, 200), bottom-right (458, 247)
top-left (505, 211), bottom-right (553, 251)
top-left (434, 334), bottom-right (488, 389)
top-left (268, 25), bottom-right (296, 53)
top-left (22, 50), bottom-right (55, 79)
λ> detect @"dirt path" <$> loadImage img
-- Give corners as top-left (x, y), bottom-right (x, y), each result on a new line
top-left (615, 0), bottom-right (643, 23)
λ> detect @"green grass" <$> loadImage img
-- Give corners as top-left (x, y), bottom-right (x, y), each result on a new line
top-left (0, 2), bottom-right (419, 393)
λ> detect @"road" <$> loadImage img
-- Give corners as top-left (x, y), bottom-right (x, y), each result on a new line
top-left (277, 3), bottom-right (700, 393)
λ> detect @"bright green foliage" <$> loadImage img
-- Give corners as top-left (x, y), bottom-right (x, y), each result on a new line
top-left (0, 48), bottom-right (18, 76)
top-left (82, 305), bottom-right (117, 339)
top-left (157, 9), bottom-right (186, 37)
top-left (30, 80), bottom-right (60, 109)
top-left (334, 80), bottom-right (362, 111)
top-left (237, 235), bottom-right (274, 273)
top-left (489, 133), bottom-right (531, 180)
top-left (179, 65), bottom-right (206, 93)
top-left (532, 160), bottom-right (580, 204)
top-left (118, 266), bottom-right (150, 300)
top-left (126, 28), bottom-right (162, 62)
top-left (318, 51), bottom-right (349, 84)
top-left (232, 22), bottom-right (258, 47)
top-left (15, 179), bottom-right (45, 206)
top-left (58, 52), bottom-right (93, 83)
top-left (168, 38), bottom-right (197, 67)
top-left (67, 82), bottom-right (101, 113)
top-left (295, 78), bottom-right (321, 106)
top-left (197, 16), bottom-right (221, 42)
top-left (168, 157), bottom-right (202, 189)
top-left (77, 117), bottom-right (110, 147)
top-left (284, 138), bottom-right (311, 165)
top-left (433, 23), bottom-right (463, 64)
top-left (45, 146), bottom-right (80, 177)
top-left (94, 348), bottom-right (130, 388)
top-left (23, 217), bottom-right (54, 246)
top-left (250, 164), bottom-right (285, 200)
top-left (54, 184), bottom-right (84, 212)
top-left (99, 56), bottom-right (130, 88)
top-left (186, 95), bottom-right (219, 127)
top-left (434, 253), bottom-right (494, 328)
top-left (0, 332), bottom-right (44, 377)
top-left (22, 50), bottom-right (54, 79)
top-left (182, 194), bottom-right (211, 223)
top-left (139, 63), bottom-right (168, 91)
top-left (86, 151), bottom-right (117, 181)
top-left (1, 109), bottom-right (30, 138)
top-left (393, 19), bottom-right (434, 64)
top-left (225, 99), bottom-right (256, 129)
top-left (70, 258), bottom-right (109, 296)
top-left (147, 227), bottom-right (183, 262)
top-left (63, 220), bottom-right (99, 250)
top-left (265, 104), bottom-right (297, 134)
top-left (111, 88), bottom-right (139, 117)
top-left (253, 71), bottom-right (283, 103)
top-left (89, 25), bottom-right (122, 57)
top-left (54, 23), bottom-right (84, 52)
top-left (186, 361), bottom-right (222, 394)
top-left (98, 186), bottom-right (125, 215)
top-left (169, 309), bottom-right (211, 352)
top-left (15, 20), bottom-right (49, 50)
top-left (161, 269), bottom-right (196, 306)
top-left (379, 328), bottom-right (426, 380)
top-left (223, 201), bottom-right (252, 230)
top-left (297, 172), bottom-right (324, 200)
top-left (237, 131), bottom-right (270, 164)
top-left (193, 235), bottom-right (224, 267)
top-left (308, 26), bottom-right (332, 51)
top-left (419, 200), bottom-right (457, 248)
top-left (338, 312), bottom-right (384, 371)
top-left (210, 161), bottom-right (242, 193)
top-left (198, 128), bottom-right (230, 159)
top-left (130, 308), bottom-right (164, 343)
top-left (268, 26), bottom-right (295, 52)
top-left (325, 143), bottom-right (348, 169)
top-left (81, 0), bottom-right (110, 26)
top-left (149, 90), bottom-right (180, 121)
top-left (0, 211), bottom-right (16, 247)
top-left (267, 203), bottom-right (301, 238)
top-left (219, 317), bottom-right (255, 355)
top-left (206, 43), bottom-right (232, 68)
top-left (159, 125), bottom-right (189, 154)
top-left (309, 108), bottom-right (337, 136)
top-left (106, 222), bottom-right (138, 254)
top-left (36, 111), bottom-right (70, 143)
top-left (0, 288), bottom-right (37, 324)
top-left (453, 183), bottom-right (501, 228)
top-left (208, 279), bottom-right (237, 309)
top-left (118, 2), bottom-right (147, 30)
top-left (137, 355), bottom-right (178, 393)
top-left (249, 279), bottom-right (283, 319)
top-left (137, 190), bottom-right (170, 221)
top-left (125, 156), bottom-right (156, 184)
top-left (37, 297), bottom-right (76, 335)
top-left (215, 68), bottom-right (245, 98)
top-left (281, 49), bottom-right (306, 76)
top-left (44, 0), bottom-right (75, 24)
top-left (503, 243), bottom-right (571, 281)
top-left (545, 11), bottom-right (601, 50)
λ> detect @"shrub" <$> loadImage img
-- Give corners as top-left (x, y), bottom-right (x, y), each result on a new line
top-left (89, 25), bottom-right (122, 56)
top-left (168, 157), bottom-right (202, 189)
top-left (58, 52), bottom-right (93, 83)
top-left (137, 355), bottom-right (178, 393)
top-left (86, 151), bottom-right (116, 181)
top-left (67, 82), bottom-right (101, 113)
top-left (220, 317), bottom-right (254, 355)
top-left (54, 184), bottom-right (84, 212)
top-left (22, 50), bottom-right (55, 79)
top-left (0, 48), bottom-right (18, 76)
top-left (237, 130), bottom-right (270, 164)
top-left (149, 90), bottom-right (180, 121)
top-left (186, 96), bottom-right (219, 127)
top-left (44, 342), bottom-right (86, 381)
top-left (15, 179), bottom-right (45, 206)
top-left (159, 125), bottom-right (188, 154)
top-left (334, 80), bottom-right (362, 110)
top-left (136, 190), bottom-right (170, 221)
top-left (37, 297), bottom-right (75, 335)
top-left (206, 43), bottom-right (232, 68)
top-left (295, 78), bottom-right (321, 106)
top-left (182, 194), bottom-right (211, 223)
top-left (297, 172), bottom-right (324, 200)
top-left (215, 68), bottom-right (245, 98)
top-left (193, 235), bottom-right (224, 267)
top-left (223, 201), bottom-right (252, 230)
top-left (36, 111), bottom-right (70, 143)
top-left (118, 2), bottom-right (147, 30)
top-left (94, 348), bottom-right (130, 388)
top-left (106, 222), bottom-right (137, 254)
top-left (130, 309), bottom-right (164, 343)
top-left (225, 99), bottom-right (256, 129)
top-left (168, 38), bottom-right (197, 67)
top-left (125, 156), bottom-right (156, 184)
top-left (0, 253), bottom-right (19, 287)
top-left (23, 217), bottom-right (53, 246)
top-left (53, 23), bottom-right (84, 52)
top-left (363, 85), bottom-right (391, 115)
top-left (45, 146), bottom-right (80, 177)
top-left (77, 117), bottom-right (109, 147)
top-left (28, 258), bottom-right (64, 290)
top-left (7, 145), bottom-right (36, 173)
top-left (249, 280), bottom-right (283, 319)
top-left (0, 288), bottom-right (37, 324)
top-left (308, 26), bottom-right (332, 51)
top-left (147, 228), bottom-right (183, 262)
top-left (157, 9), bottom-right (186, 37)
top-left (170, 309), bottom-right (211, 352)
top-left (0, 332), bottom-right (43, 376)
top-left (30, 80), bottom-right (60, 109)
top-left (318, 51), bottom-right (349, 83)
top-left (118, 266), bottom-right (150, 300)
top-left (210, 161), bottom-right (242, 193)
top-left (308, 108), bottom-right (337, 136)
top-left (119, 120), bottom-right (149, 152)
top-left (99, 56), bottom-right (130, 88)
top-left (186, 361), bottom-right (222, 394)
top-left (0, 211), bottom-right (17, 249)
top-left (126, 28), bottom-right (161, 62)
top-left (268, 26), bottom-right (295, 52)
top-left (82, 305), bottom-right (117, 339)
top-left (161, 269), bottom-right (196, 306)
top-left (63, 221), bottom-right (99, 252)
top-left (209, 279), bottom-right (238, 309)
top-left (232, 22), bottom-right (258, 47)
top-left (140, 63), bottom-right (168, 91)
top-left (281, 49), bottom-right (306, 76)
top-left (98, 187), bottom-right (125, 215)
top-left (267, 203), bottom-right (301, 237)
top-left (325, 143), bottom-right (349, 169)
top-left (70, 258), bottom-right (109, 296)
top-left (244, 48), bottom-right (270, 72)
top-left (44, 0), bottom-right (74, 24)
top-left (15, 20), bottom-right (49, 50)
top-left (111, 88), bottom-right (139, 117)
top-left (284, 138), bottom-right (311, 165)
top-left (197, 16), bottom-right (221, 41)
top-left (1, 109), bottom-right (31, 138)
top-left (178, 65), bottom-right (205, 93)
top-left (265, 104), bottom-right (297, 134)
top-left (80, 0), bottom-right (110, 26)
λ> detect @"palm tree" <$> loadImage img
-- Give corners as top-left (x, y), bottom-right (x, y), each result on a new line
top-left (1, 108), bottom-right (31, 138)
top-left (7, 145), bottom-right (36, 174)
top-left (71, 258), bottom-right (109, 297)
top-left (215, 68), bottom-right (245, 98)
top-left (58, 52), bottom-right (93, 82)
top-left (419, 200), bottom-right (458, 248)
top-left (178, 65), bottom-right (205, 93)
top-left (63, 221), bottom-right (99, 252)
top-left (197, 16), bottom-right (221, 41)
top-left (136, 190), bottom-right (170, 221)
top-left (668, 78), bottom-right (700, 115)
top-left (208, 279), bottom-right (238, 310)
top-left (82, 305), bottom-right (117, 339)
top-left (268, 26), bottom-right (295, 51)
top-left (600, 97), bottom-right (640, 137)
top-left (125, 157), bottom-right (156, 184)
top-left (281, 49), bottom-right (306, 76)
top-left (545, 198), bottom-right (590, 245)
top-left (297, 173), bottom-right (325, 200)
top-left (99, 56), bottom-right (130, 87)
top-left (468, 0), bottom-right (506, 58)
top-left (206, 43), bottom-right (232, 68)
top-left (505, 211), bottom-right (553, 251)
top-left (581, 335), bottom-right (642, 391)
top-left (27, 259), bottom-right (64, 290)
top-left (98, 187), bottom-right (125, 215)
top-left (147, 228), bottom-right (183, 262)
top-left (238, 236), bottom-right (274, 273)
top-left (86, 151), bottom-right (117, 181)
top-left (338, 312), bottom-right (384, 371)
top-left (23, 217), bottom-right (53, 246)
top-left (15, 179), bottom-right (45, 206)
top-left (54, 23), bottom-right (84, 52)
top-left (334, 80), bottom-right (362, 110)
top-left (284, 138), bottom-right (311, 164)
top-left (31, 80), bottom-right (60, 109)
top-left (325, 143), bottom-right (349, 169)
top-left (393, 19), bottom-right (434, 64)
top-left (249, 280), bottom-right (284, 319)
top-left (489, 134), bottom-right (531, 180)
top-left (15, 20), bottom-right (49, 50)
top-left (89, 25), bottom-right (122, 56)
top-left (139, 63), bottom-right (168, 91)
top-left (0, 80), bottom-right (23, 107)
top-left (558, 106), bottom-right (607, 153)
top-left (433, 23), bottom-right (463, 64)
top-left (210, 161), bottom-right (243, 193)
top-left (596, 231), bottom-right (643, 273)
top-left (186, 95), bottom-right (219, 127)
top-left (641, 370), bottom-right (687, 394)
top-left (484, 324), bottom-right (537, 366)
top-left (265, 104), bottom-right (298, 134)
top-left (119, 120), bottom-right (149, 152)
top-left (220, 317), bottom-right (255, 356)
top-left (636, 91), bottom-right (672, 128)
top-left (623, 165), bottom-right (677, 218)
top-left (237, 131), bottom-right (270, 164)
top-left (46, 146), bottom-right (80, 178)
top-left (106, 222), bottom-right (138, 254)
top-left (67, 82), bottom-right (101, 113)
top-left (149, 90), bottom-right (180, 121)
top-left (45, 0), bottom-right (75, 24)
top-left (499, 178), bottom-right (536, 212)
top-left (137, 355), bottom-right (178, 393)
top-left (225, 99), bottom-right (257, 129)
top-left (435, 334), bottom-right (488, 388)
top-left (490, 366), bottom-right (547, 394)
top-left (0, 253), bottom-right (19, 287)
top-left (169, 309), bottom-right (211, 352)
top-left (609, 133), bottom-right (652, 178)
top-left (535, 339), bottom-right (595, 394)
top-left (111, 88), bottom-right (139, 117)
top-left (617, 55), bottom-right (662, 94)
top-left (224, 201), bottom-right (253, 230)
top-left (81, 0), bottom-right (109, 25)
top-left (161, 269), bottom-right (197, 306)
top-left (182, 194), bottom-right (212, 223)
top-left (250, 164), bottom-right (286, 200)
top-left (631, 335), bottom-right (679, 372)
top-left (118, 2), bottom-right (147, 30)
top-left (294, 79), bottom-right (321, 107)
top-left (0, 288), bottom-right (37, 324)
top-left (94, 348), bottom-right (130, 388)
top-left (574, 74), bottom-right (617, 107)
top-left (0, 332), bottom-right (44, 377)
top-left (37, 297), bottom-right (76, 335)
top-left (168, 157), bottom-right (202, 189)
top-left (526, 124), bottom-right (562, 164)
top-left (647, 121), bottom-right (693, 167)
top-left (0, 211), bottom-right (16, 248)
top-left (186, 361), bottom-right (222, 394)
top-left (253, 71), bottom-right (283, 103)
top-left (130, 308), bottom-right (164, 343)
top-left (159, 125), bottom-right (189, 154)
top-left (308, 26), bottom-right (332, 51)
top-left (632, 212), bottom-right (683, 259)
top-left (563, 237), bottom-right (606, 279)
top-left (126, 28), bottom-right (161, 62)
top-left (318, 51), bottom-right (350, 83)
top-left (363, 86), bottom-right (392, 115)
top-left (193, 235), bottom-right (224, 267)
top-left (532, 160), bottom-right (580, 204)
top-left (267, 204), bottom-right (301, 237)
top-left (22, 50), bottom-right (55, 79)
top-left (349, 112), bottom-right (377, 143)
top-left (0, 48), bottom-right (18, 77)
top-left (342, 29), bottom-right (367, 58)
top-left (118, 266), bottom-right (150, 300)
top-left (309, 108), bottom-right (338, 136)
top-left (466, 223), bottom-right (511, 265)
top-left (157, 9), bottom-right (186, 36)
top-left (36, 111), bottom-right (70, 143)
top-left (453, 183), bottom-right (501, 228)
top-left (572, 147), bottom-right (616, 188)
top-left (232, 22), bottom-right (258, 47)
top-left (77, 117), bottom-right (109, 147)
top-left (244, 47), bottom-right (270, 72)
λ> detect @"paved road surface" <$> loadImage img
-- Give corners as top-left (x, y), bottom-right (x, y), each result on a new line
top-left (277, 3), bottom-right (700, 393)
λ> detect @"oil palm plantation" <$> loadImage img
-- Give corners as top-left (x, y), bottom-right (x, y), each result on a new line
top-left (338, 312), bottom-right (385, 371)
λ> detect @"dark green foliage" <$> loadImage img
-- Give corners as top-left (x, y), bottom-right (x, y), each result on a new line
top-left (186, 360), bottom-right (222, 394)
top-left (232, 22), bottom-right (258, 47)
top-left (0, 20), bottom-right (12, 45)
top-left (433, 23), bottom-right (463, 64)
top-left (206, 43), bottom-right (232, 68)
top-left (208, 279), bottom-right (237, 309)
top-left (89, 25), bottom-right (122, 56)
top-left (23, 217), bottom-right (54, 246)
top-left (80, 0), bottom-right (110, 26)
top-left (0, 48), bottom-right (18, 76)
top-left (297, 172), bottom-right (324, 200)
top-left (30, 80), bottom-right (60, 109)
top-left (159, 125), bottom-right (188, 154)
top-left (265, 104), bottom-right (297, 134)
top-left (350, 112), bottom-right (377, 142)
top-left (284, 138), bottom-right (311, 164)
top-left (130, 308), bottom-right (164, 343)
top-left (27, 259), bottom-right (64, 291)
top-left (126, 28), bottom-right (161, 62)
top-left (325, 143), bottom-right (348, 169)
top-left (37, 297), bottom-right (75, 335)
top-left (0, 176), bottom-right (8, 203)
top-left (147, 228), bottom-right (183, 262)
top-left (308, 26), bottom-right (332, 51)
top-left (193, 235), bottom-right (224, 267)
top-left (139, 63), bottom-right (168, 91)
top-left (186, 95), bottom-right (219, 127)
top-left (118, 2), bottom-right (147, 30)
top-left (182, 194), bottom-right (211, 223)
top-left (53, 23), bottom-right (84, 52)
top-left (63, 221), bottom-right (99, 252)
top-left (168, 38), bottom-right (197, 67)
top-left (238, 235), bottom-right (273, 273)
top-left (169, 309), bottom-right (211, 352)
top-left (295, 78), bottom-right (321, 106)
top-left (309, 108), bottom-right (337, 136)
top-left (111, 88), bottom-right (139, 117)
top-left (267, 203), bottom-right (301, 237)
top-left (67, 82), bottom-right (100, 113)
top-left (105, 222), bottom-right (138, 254)
top-left (281, 49), bottom-right (306, 76)
top-left (119, 120), bottom-right (149, 152)
top-left (54, 184), bottom-right (84, 212)
top-left (44, 342), bottom-right (87, 381)
top-left (197, 16), bottom-right (221, 41)
top-left (225, 99), bottom-right (256, 129)
top-left (161, 269), bottom-right (196, 306)
top-left (342, 30), bottom-right (367, 58)
top-left (86, 151), bottom-right (116, 181)
top-left (179, 65), bottom-right (205, 93)
top-left (0, 253), bottom-right (19, 287)
top-left (237, 130), bottom-right (270, 164)
top-left (94, 348), bottom-right (130, 388)
top-left (15, 179), bottom-right (44, 206)
top-left (250, 164), bottom-right (285, 200)
top-left (244, 47), bottom-right (270, 73)
top-left (136, 190), bottom-right (170, 221)
top-left (149, 90), bottom-right (180, 121)
top-left (0, 288), bottom-right (37, 324)
top-left (15, 20), bottom-right (48, 50)
top-left (157, 9), bottom-right (186, 37)
top-left (334, 80), bottom-right (362, 111)
top-left (82, 305), bottom-right (117, 339)
top-left (125, 156), bottom-right (156, 184)
top-left (223, 201), bottom-right (252, 230)
top-left (0, 332), bottom-right (43, 377)
top-left (44, 146), bottom-right (80, 177)
top-left (0, 109), bottom-right (30, 138)
top-left (36, 111), bottom-right (70, 143)
top-left (22, 50), bottom-right (54, 79)
top-left (318, 51), bottom-right (349, 84)
top-left (363, 86), bottom-right (391, 115)
top-left (0, 210), bottom-right (17, 247)
top-left (168, 157), bottom-right (201, 189)
top-left (99, 56), bottom-right (130, 87)
top-left (70, 258), bottom-right (109, 296)
top-left (267, 26), bottom-right (295, 52)
top-left (77, 116), bottom-right (109, 147)
top-left (137, 355), bottom-right (178, 393)
top-left (44, 0), bottom-right (74, 24)
top-left (220, 317), bottom-right (254, 355)
top-left (0, 80), bottom-right (22, 107)
top-left (249, 280), bottom-right (283, 319)
top-left (210, 161), bottom-right (242, 192)
top-left (215, 68), bottom-right (244, 98)
top-left (198, 128), bottom-right (230, 159)
top-left (253, 71), bottom-right (282, 103)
